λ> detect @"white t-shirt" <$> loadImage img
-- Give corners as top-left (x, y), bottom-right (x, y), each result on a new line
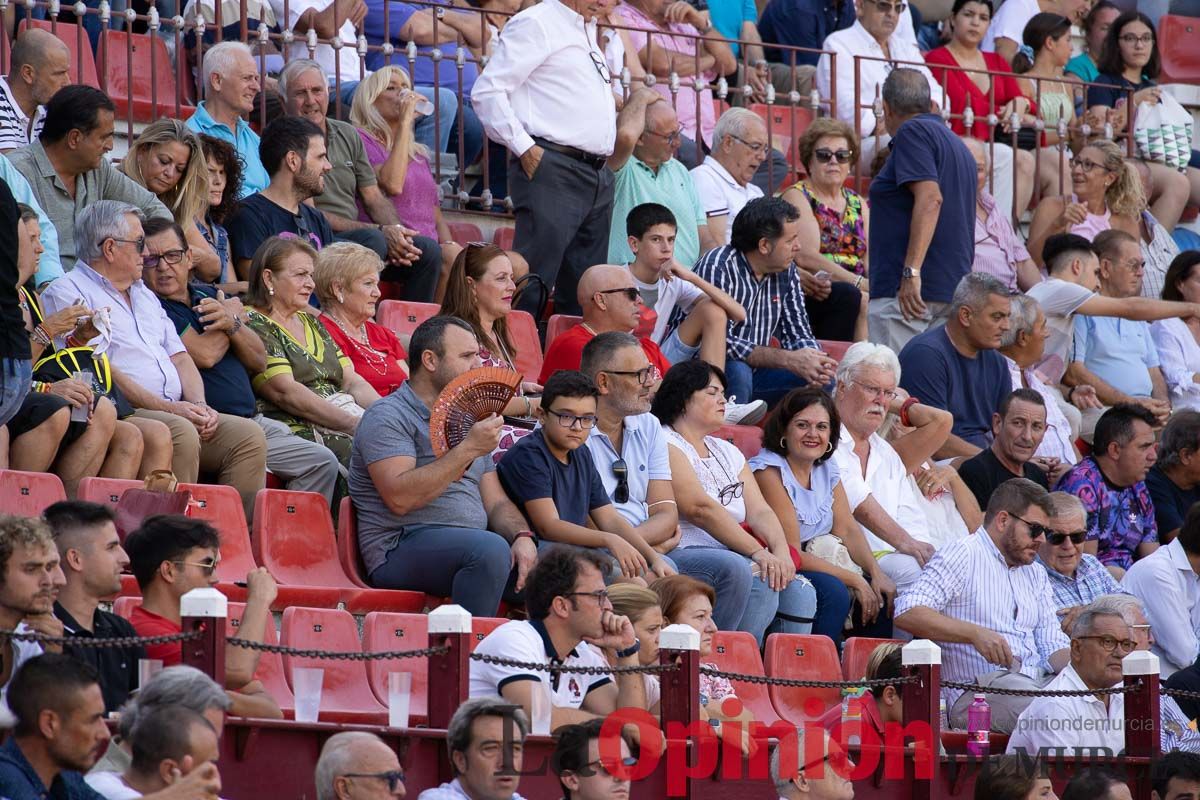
top-left (629, 267), bottom-right (706, 344)
top-left (269, 0), bottom-right (362, 83)
top-left (690, 156), bottom-right (763, 243)
top-left (86, 772), bottom-right (142, 800)
top-left (1026, 277), bottom-right (1095, 383)
top-left (665, 431), bottom-right (748, 549)
top-left (982, 0), bottom-right (1042, 51)
top-left (469, 620), bottom-right (612, 710)
top-left (1, 623), bottom-right (43, 710)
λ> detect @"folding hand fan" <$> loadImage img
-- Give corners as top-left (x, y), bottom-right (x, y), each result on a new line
top-left (429, 366), bottom-right (523, 456)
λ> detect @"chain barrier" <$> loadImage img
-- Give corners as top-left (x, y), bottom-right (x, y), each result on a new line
top-left (469, 652), bottom-right (680, 676)
top-left (0, 628), bottom-right (202, 649)
top-left (1163, 687), bottom-right (1200, 701)
top-left (226, 639), bottom-right (450, 661)
top-left (700, 666), bottom-right (920, 689)
top-left (940, 679), bottom-right (1141, 698)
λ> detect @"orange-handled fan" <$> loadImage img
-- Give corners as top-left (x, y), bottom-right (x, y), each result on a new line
top-left (429, 366), bottom-right (523, 456)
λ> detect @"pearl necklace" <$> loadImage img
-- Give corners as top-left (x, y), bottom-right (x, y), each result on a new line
top-left (322, 312), bottom-right (392, 377)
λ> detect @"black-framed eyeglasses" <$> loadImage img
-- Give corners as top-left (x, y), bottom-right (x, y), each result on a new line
top-left (602, 366), bottom-right (654, 386)
top-left (596, 287), bottom-right (640, 303)
top-left (566, 589), bottom-right (611, 605)
top-left (718, 482), bottom-right (744, 506)
top-left (1010, 514), bottom-right (1050, 541)
top-left (728, 134), bottom-right (768, 155)
top-left (106, 236), bottom-right (146, 251)
top-left (612, 457), bottom-right (630, 505)
top-left (589, 50), bottom-right (612, 84)
top-left (342, 771), bottom-right (406, 792)
top-left (1075, 634), bottom-right (1137, 654)
top-left (645, 126), bottom-right (684, 146)
top-left (142, 249), bottom-right (187, 269)
top-left (1046, 530), bottom-right (1087, 546)
top-left (547, 410), bottom-right (599, 429)
top-left (174, 558), bottom-right (217, 577)
top-left (1119, 33), bottom-right (1154, 45)
top-left (813, 148), bottom-right (853, 164)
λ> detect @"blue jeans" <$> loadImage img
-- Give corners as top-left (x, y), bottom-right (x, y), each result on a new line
top-left (536, 541), bottom-right (677, 583)
top-left (798, 570), bottom-right (851, 650)
top-left (754, 573), bottom-right (817, 643)
top-left (724, 360), bottom-right (811, 407)
top-left (0, 359), bottom-right (32, 428)
top-left (666, 547), bottom-right (755, 635)
top-left (369, 524), bottom-right (513, 617)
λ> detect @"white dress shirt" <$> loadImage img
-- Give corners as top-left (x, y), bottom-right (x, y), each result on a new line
top-left (832, 424), bottom-right (931, 553)
top-left (815, 21), bottom-right (944, 136)
top-left (472, 0), bottom-right (617, 158)
top-left (1151, 318), bottom-right (1200, 412)
top-left (269, 0), bottom-right (361, 84)
top-left (1006, 662), bottom-right (1126, 757)
top-left (1121, 538), bottom-right (1200, 677)
top-left (895, 528), bottom-right (1070, 707)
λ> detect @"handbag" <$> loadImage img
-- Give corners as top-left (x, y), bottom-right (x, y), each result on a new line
top-left (1134, 92), bottom-right (1193, 171)
top-left (32, 347), bottom-right (134, 419)
top-left (114, 472), bottom-right (194, 541)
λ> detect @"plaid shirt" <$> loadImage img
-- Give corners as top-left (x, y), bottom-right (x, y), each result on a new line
top-left (1040, 553), bottom-right (1126, 611)
top-left (679, 245), bottom-right (819, 361)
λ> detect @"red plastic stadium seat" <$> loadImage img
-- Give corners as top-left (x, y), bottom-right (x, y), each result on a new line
top-left (1159, 15), bottom-right (1200, 84)
top-left (709, 631), bottom-right (782, 726)
top-left (100, 30), bottom-right (195, 122)
top-left (119, 575), bottom-right (140, 597)
top-left (750, 103), bottom-right (814, 167)
top-left (376, 300), bottom-right (439, 340)
top-left (363, 611), bottom-right (429, 724)
top-left (253, 490), bottom-right (425, 614)
top-left (112, 595), bottom-right (141, 620)
top-left (764, 633), bottom-right (842, 724)
top-left (17, 20), bottom-right (100, 87)
top-left (545, 314), bottom-right (582, 351)
top-left (508, 310), bottom-right (543, 382)
top-left (470, 617), bottom-right (508, 652)
top-left (336, 497), bottom-right (372, 588)
top-left (493, 227), bottom-right (515, 250)
top-left (77, 477), bottom-right (142, 508)
top-left (715, 425), bottom-right (763, 460)
top-left (0, 469), bottom-right (66, 517)
top-left (818, 339), bottom-right (851, 362)
top-left (447, 222), bottom-right (484, 247)
top-left (282, 606), bottom-right (386, 723)
top-left (841, 637), bottom-right (902, 681)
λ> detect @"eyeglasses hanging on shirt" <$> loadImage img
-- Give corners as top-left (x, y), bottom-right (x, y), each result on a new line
top-left (588, 50), bottom-right (612, 85)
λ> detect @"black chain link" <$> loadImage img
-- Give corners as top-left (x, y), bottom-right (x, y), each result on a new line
top-left (225, 639), bottom-right (450, 661)
top-left (1163, 687), bottom-right (1200, 701)
top-left (699, 665), bottom-right (921, 689)
top-left (941, 679), bottom-right (1141, 698)
top-left (468, 652), bottom-right (680, 675)
top-left (0, 628), bottom-right (202, 648)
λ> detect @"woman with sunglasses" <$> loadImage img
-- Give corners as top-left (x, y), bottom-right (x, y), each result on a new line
top-left (751, 388), bottom-right (895, 647)
top-left (651, 360), bottom-right (817, 648)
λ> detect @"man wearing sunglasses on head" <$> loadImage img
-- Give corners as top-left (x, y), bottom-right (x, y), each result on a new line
top-left (316, 732), bottom-right (407, 799)
top-left (1037, 492), bottom-right (1125, 633)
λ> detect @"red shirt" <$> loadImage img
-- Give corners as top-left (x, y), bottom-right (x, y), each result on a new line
top-left (924, 48), bottom-right (1033, 141)
top-left (538, 324), bottom-right (671, 385)
top-left (320, 316), bottom-right (408, 397)
top-left (130, 606), bottom-right (183, 666)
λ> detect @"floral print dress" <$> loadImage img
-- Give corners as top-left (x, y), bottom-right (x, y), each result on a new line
top-left (794, 182), bottom-right (867, 275)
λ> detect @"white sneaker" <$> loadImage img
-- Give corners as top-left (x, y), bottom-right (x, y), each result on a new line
top-left (724, 396), bottom-right (767, 426)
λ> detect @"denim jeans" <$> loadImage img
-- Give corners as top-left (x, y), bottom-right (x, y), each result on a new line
top-left (536, 541), bottom-right (677, 583)
top-left (369, 523), bottom-right (513, 617)
top-left (798, 570), bottom-right (851, 649)
top-left (724, 360), bottom-right (812, 407)
top-left (0, 358), bottom-right (32, 428)
top-left (753, 572), bottom-right (818, 643)
top-left (666, 546), bottom-right (755, 635)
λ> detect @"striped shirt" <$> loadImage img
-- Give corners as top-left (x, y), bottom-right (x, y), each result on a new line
top-left (1040, 552), bottom-right (1125, 612)
top-left (895, 528), bottom-right (1070, 707)
top-left (678, 245), bottom-right (818, 361)
top-left (0, 77), bottom-right (43, 153)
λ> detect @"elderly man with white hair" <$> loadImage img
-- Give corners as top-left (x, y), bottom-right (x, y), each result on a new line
top-left (186, 41), bottom-right (269, 197)
top-left (770, 725), bottom-right (855, 800)
top-left (315, 731), bottom-right (406, 799)
top-left (831, 341), bottom-right (978, 597)
top-left (1038, 492), bottom-right (1125, 630)
top-left (40, 201), bottom-right (267, 521)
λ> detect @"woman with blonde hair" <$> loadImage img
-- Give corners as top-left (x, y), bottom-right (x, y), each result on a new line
top-left (1027, 139), bottom-right (1143, 265)
top-left (606, 583), bottom-right (665, 713)
top-left (122, 119), bottom-right (223, 283)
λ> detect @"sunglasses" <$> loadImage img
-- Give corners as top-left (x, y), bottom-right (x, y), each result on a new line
top-left (597, 287), bottom-right (640, 303)
top-left (612, 457), bottom-right (630, 504)
top-left (343, 771), bottom-right (406, 793)
top-left (174, 558), bottom-right (218, 577)
top-left (1010, 514), bottom-right (1050, 541)
top-left (814, 148), bottom-right (853, 164)
top-left (1046, 530), bottom-right (1087, 546)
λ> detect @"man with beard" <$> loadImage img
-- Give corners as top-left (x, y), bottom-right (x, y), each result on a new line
top-left (225, 116), bottom-right (335, 280)
top-left (958, 389), bottom-right (1053, 510)
top-left (45, 502), bottom-right (144, 714)
top-left (895, 478), bottom-right (1070, 732)
top-left (0, 516), bottom-right (65, 701)
top-left (348, 315), bottom-right (538, 618)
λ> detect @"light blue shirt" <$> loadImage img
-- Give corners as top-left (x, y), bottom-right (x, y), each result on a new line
top-left (0, 154), bottom-right (60, 287)
top-left (419, 778), bottom-right (527, 800)
top-left (186, 101), bottom-right (269, 197)
top-left (747, 449), bottom-right (838, 543)
top-left (585, 412), bottom-right (671, 526)
top-left (1071, 314), bottom-right (1159, 399)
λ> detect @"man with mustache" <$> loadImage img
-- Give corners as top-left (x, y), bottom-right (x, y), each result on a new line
top-left (0, 516), bottom-right (65, 701)
top-left (958, 389), bottom-right (1053, 511)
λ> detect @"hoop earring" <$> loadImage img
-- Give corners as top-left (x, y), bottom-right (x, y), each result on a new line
top-left (825, 442), bottom-right (833, 455)
top-left (779, 437), bottom-right (787, 451)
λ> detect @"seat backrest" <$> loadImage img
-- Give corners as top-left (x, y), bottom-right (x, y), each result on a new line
top-left (715, 425), bottom-right (764, 461)
top-left (493, 227), bottom-right (515, 250)
top-left (77, 477), bottom-right (142, 508)
top-left (376, 300), bottom-right (440, 341)
top-left (1158, 15), bottom-right (1200, 83)
top-left (253, 490), bottom-right (354, 590)
top-left (764, 633), bottom-right (842, 724)
top-left (818, 339), bottom-right (851, 363)
top-left (336, 497), bottom-right (371, 588)
top-left (113, 595), bottom-right (142, 620)
top-left (749, 103), bottom-right (813, 166)
top-left (99, 29), bottom-right (182, 119)
top-left (545, 314), bottom-right (582, 351)
top-left (281, 607), bottom-right (383, 714)
top-left (179, 483), bottom-right (256, 582)
top-left (228, 600), bottom-right (293, 712)
top-left (17, 19), bottom-right (100, 87)
top-left (507, 310), bottom-right (543, 382)
top-left (470, 617), bottom-right (508, 652)
top-left (0, 469), bottom-right (66, 517)
top-left (362, 611), bottom-right (429, 720)
top-left (447, 222), bottom-right (484, 247)
top-left (841, 637), bottom-right (902, 681)
top-left (709, 631), bottom-right (781, 724)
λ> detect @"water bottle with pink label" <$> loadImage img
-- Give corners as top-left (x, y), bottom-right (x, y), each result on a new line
top-left (966, 694), bottom-right (990, 757)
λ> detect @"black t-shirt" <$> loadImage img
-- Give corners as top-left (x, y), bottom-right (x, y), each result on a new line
top-left (958, 447), bottom-right (1049, 511)
top-left (226, 193), bottom-right (335, 265)
top-left (159, 283), bottom-right (256, 418)
top-left (0, 178), bottom-right (29, 361)
top-left (1144, 464), bottom-right (1199, 539)
top-left (55, 602), bottom-right (146, 713)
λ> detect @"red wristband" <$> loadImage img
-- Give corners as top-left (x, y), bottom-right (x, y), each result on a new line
top-left (899, 397), bottom-right (920, 427)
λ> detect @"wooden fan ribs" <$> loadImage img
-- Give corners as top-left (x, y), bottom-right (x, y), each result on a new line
top-left (429, 367), bottom-right (523, 456)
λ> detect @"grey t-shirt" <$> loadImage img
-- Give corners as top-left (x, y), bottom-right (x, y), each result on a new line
top-left (348, 383), bottom-right (495, 575)
top-left (1026, 277), bottom-right (1094, 384)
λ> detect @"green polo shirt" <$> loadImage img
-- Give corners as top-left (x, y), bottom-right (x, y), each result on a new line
top-left (607, 154), bottom-right (707, 269)
top-left (313, 117), bottom-right (378, 223)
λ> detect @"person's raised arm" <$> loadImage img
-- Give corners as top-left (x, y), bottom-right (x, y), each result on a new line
top-left (608, 89), bottom-right (661, 172)
top-left (886, 393), bottom-right (953, 473)
top-left (1076, 293), bottom-right (1200, 323)
top-left (671, 263), bottom-right (746, 323)
top-left (225, 568), bottom-right (276, 688)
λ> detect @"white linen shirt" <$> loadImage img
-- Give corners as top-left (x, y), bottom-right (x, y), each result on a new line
top-left (815, 21), bottom-right (943, 135)
top-left (472, 0), bottom-right (617, 158)
top-left (40, 261), bottom-right (187, 401)
top-left (689, 156), bottom-right (763, 242)
top-left (832, 424), bottom-right (931, 553)
top-left (1006, 662), bottom-right (1126, 757)
top-left (1151, 318), bottom-right (1200, 413)
top-left (419, 779), bottom-right (528, 800)
top-left (1121, 538), bottom-right (1200, 677)
top-left (469, 619), bottom-right (612, 709)
top-left (982, 0), bottom-right (1041, 51)
top-left (895, 528), bottom-right (1070, 707)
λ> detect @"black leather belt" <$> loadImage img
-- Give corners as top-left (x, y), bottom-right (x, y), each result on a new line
top-left (533, 137), bottom-right (607, 169)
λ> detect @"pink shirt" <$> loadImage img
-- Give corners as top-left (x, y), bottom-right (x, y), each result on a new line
top-left (356, 129), bottom-right (439, 240)
top-left (615, 3), bottom-right (716, 148)
top-left (973, 191), bottom-right (1032, 292)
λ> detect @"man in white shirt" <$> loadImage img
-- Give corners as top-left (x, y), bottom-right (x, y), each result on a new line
top-left (895, 478), bottom-right (1071, 730)
top-left (86, 706), bottom-right (221, 799)
top-left (0, 29), bottom-right (69, 153)
top-left (419, 697), bottom-right (529, 800)
top-left (0, 516), bottom-right (63, 702)
top-left (984, 0), bottom-right (1090, 65)
top-left (270, 0), bottom-right (366, 91)
top-left (470, 547), bottom-right (646, 729)
top-left (314, 731), bottom-right (406, 800)
top-left (690, 108), bottom-right (765, 248)
top-left (814, 0), bottom-right (942, 169)
top-left (1121, 503), bottom-right (1200, 678)
top-left (770, 727), bottom-right (855, 800)
top-left (473, 0), bottom-right (617, 317)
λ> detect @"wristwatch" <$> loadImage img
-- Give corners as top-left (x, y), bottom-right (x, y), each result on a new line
top-left (615, 638), bottom-right (641, 659)
top-left (901, 266), bottom-right (921, 280)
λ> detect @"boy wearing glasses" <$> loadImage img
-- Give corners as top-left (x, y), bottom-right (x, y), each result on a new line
top-left (497, 370), bottom-right (673, 583)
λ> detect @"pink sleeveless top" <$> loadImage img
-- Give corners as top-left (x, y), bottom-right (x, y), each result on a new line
top-left (1069, 194), bottom-right (1112, 242)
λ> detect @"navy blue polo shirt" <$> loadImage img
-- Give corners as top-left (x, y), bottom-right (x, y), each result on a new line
top-left (497, 428), bottom-right (611, 529)
top-left (0, 737), bottom-right (105, 800)
top-left (758, 0), bottom-right (855, 65)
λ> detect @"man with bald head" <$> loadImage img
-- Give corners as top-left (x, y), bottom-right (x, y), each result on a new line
top-left (0, 29), bottom-right (70, 153)
top-left (538, 264), bottom-right (671, 385)
top-left (315, 732), bottom-right (406, 799)
top-left (607, 90), bottom-right (716, 269)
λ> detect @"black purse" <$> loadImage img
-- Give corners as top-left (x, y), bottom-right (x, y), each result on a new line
top-left (33, 347), bottom-right (134, 419)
